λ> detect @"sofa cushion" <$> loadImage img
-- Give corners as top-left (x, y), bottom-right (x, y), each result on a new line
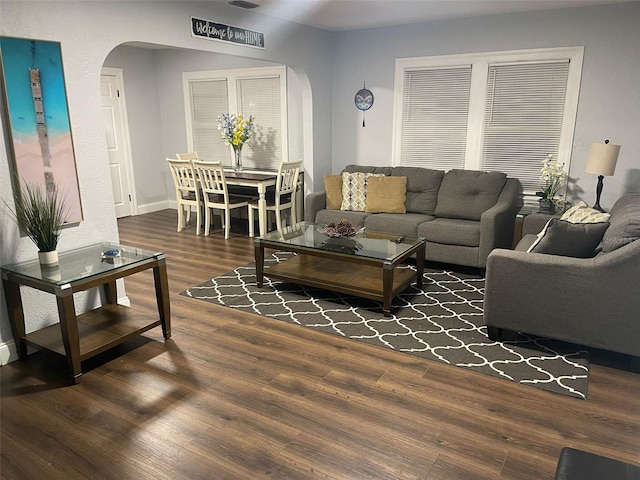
top-left (560, 201), bottom-right (611, 223)
top-left (365, 176), bottom-right (407, 213)
top-left (341, 172), bottom-right (383, 212)
top-left (343, 164), bottom-right (393, 176)
top-left (435, 170), bottom-right (507, 221)
top-left (323, 175), bottom-right (343, 210)
top-left (601, 195), bottom-right (640, 253)
top-left (315, 209), bottom-right (370, 229)
top-left (418, 218), bottom-right (481, 247)
top-left (528, 218), bottom-right (609, 257)
top-left (390, 167), bottom-right (444, 215)
top-left (365, 213), bottom-right (433, 237)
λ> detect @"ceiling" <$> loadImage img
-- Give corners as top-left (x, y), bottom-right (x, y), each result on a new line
top-left (229, 0), bottom-right (635, 31)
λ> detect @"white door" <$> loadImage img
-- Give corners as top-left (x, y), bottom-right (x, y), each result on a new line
top-left (101, 68), bottom-right (134, 218)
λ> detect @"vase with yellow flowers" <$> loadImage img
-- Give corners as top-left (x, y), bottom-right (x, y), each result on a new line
top-left (217, 113), bottom-right (256, 171)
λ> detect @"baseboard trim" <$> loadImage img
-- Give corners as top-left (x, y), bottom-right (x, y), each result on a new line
top-left (0, 340), bottom-right (19, 365)
top-left (137, 200), bottom-right (173, 215)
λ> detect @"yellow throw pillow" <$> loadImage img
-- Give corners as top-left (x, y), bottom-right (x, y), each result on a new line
top-left (324, 175), bottom-right (343, 210)
top-left (365, 176), bottom-right (407, 214)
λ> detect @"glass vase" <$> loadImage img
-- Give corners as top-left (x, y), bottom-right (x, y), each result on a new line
top-left (233, 148), bottom-right (243, 171)
top-left (538, 198), bottom-right (556, 213)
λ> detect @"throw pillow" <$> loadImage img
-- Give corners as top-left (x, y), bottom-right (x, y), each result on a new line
top-left (340, 172), bottom-right (383, 211)
top-left (528, 218), bottom-right (610, 258)
top-left (323, 174), bottom-right (343, 210)
top-left (365, 176), bottom-right (407, 213)
top-left (561, 201), bottom-right (611, 223)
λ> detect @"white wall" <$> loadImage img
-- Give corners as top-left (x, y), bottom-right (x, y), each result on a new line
top-left (0, 0), bottom-right (332, 362)
top-left (330, 2), bottom-right (640, 208)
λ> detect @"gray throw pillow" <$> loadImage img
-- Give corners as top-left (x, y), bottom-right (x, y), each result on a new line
top-left (530, 219), bottom-right (609, 258)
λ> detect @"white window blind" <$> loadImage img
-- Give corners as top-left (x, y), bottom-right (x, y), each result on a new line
top-left (400, 66), bottom-right (471, 170)
top-left (236, 76), bottom-right (282, 170)
top-left (189, 79), bottom-right (229, 162)
top-left (481, 61), bottom-right (570, 192)
top-left (394, 48), bottom-right (583, 196)
top-left (183, 66), bottom-right (287, 170)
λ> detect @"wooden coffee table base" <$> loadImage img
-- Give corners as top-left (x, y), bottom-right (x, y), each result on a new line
top-left (255, 243), bottom-right (425, 316)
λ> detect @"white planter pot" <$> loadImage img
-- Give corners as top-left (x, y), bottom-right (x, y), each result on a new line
top-left (38, 250), bottom-right (59, 266)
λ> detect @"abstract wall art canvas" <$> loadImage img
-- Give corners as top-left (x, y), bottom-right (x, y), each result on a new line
top-left (0, 37), bottom-right (83, 223)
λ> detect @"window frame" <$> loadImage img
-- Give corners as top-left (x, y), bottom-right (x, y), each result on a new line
top-left (183, 65), bottom-right (288, 170)
top-left (392, 47), bottom-right (584, 196)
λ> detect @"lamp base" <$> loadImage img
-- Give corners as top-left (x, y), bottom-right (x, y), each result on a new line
top-left (592, 175), bottom-right (606, 213)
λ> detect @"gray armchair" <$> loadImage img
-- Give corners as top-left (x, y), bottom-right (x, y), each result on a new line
top-left (484, 194), bottom-right (640, 357)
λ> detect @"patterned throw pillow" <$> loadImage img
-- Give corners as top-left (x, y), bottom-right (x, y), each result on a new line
top-left (340, 172), bottom-right (383, 211)
top-left (560, 201), bottom-right (611, 223)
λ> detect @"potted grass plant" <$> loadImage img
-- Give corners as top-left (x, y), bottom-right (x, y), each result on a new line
top-left (6, 182), bottom-right (68, 266)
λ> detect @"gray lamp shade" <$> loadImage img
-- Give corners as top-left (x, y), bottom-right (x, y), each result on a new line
top-left (585, 142), bottom-right (620, 176)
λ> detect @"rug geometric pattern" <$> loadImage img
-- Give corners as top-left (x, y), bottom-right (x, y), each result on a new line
top-left (182, 252), bottom-right (589, 399)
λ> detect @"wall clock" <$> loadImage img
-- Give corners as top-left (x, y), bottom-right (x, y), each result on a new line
top-left (355, 81), bottom-right (373, 127)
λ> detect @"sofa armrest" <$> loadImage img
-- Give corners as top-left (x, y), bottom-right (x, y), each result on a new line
top-left (484, 240), bottom-right (640, 356)
top-left (478, 178), bottom-right (521, 266)
top-left (305, 191), bottom-right (327, 223)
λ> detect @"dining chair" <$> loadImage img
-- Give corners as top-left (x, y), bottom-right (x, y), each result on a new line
top-left (248, 160), bottom-right (303, 237)
top-left (192, 160), bottom-right (251, 239)
top-left (176, 151), bottom-right (199, 161)
top-left (166, 158), bottom-right (202, 234)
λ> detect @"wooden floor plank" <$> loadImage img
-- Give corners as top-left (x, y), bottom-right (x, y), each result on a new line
top-left (2, 208), bottom-right (639, 479)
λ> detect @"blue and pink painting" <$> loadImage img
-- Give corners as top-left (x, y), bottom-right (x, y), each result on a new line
top-left (0, 37), bottom-right (82, 223)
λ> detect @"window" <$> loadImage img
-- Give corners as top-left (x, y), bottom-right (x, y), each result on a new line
top-left (393, 47), bottom-right (583, 195)
top-left (183, 66), bottom-right (287, 170)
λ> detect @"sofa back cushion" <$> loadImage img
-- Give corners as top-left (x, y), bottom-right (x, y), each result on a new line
top-left (601, 194), bottom-right (640, 253)
top-left (390, 167), bottom-right (443, 215)
top-left (435, 169), bottom-right (507, 221)
top-left (342, 165), bottom-right (443, 215)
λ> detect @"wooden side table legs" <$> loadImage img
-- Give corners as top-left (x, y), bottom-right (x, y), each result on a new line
top-left (153, 257), bottom-right (171, 340)
top-left (2, 279), bottom-right (27, 360)
top-left (56, 290), bottom-right (82, 384)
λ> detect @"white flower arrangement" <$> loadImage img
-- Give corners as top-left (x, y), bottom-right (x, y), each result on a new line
top-left (536, 154), bottom-right (567, 201)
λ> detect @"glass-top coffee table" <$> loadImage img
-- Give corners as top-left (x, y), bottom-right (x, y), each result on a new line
top-left (254, 223), bottom-right (426, 316)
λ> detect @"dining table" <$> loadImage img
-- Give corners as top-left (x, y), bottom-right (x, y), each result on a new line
top-left (223, 168), bottom-right (278, 237)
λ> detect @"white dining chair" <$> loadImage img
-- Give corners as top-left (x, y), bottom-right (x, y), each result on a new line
top-left (176, 151), bottom-right (199, 161)
top-left (248, 160), bottom-right (302, 237)
top-left (166, 158), bottom-right (202, 234)
top-left (192, 160), bottom-right (251, 239)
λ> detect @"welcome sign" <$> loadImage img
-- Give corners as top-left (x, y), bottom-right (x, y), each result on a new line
top-left (191, 17), bottom-right (265, 49)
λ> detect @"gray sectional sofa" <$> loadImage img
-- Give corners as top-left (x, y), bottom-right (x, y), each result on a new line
top-left (484, 193), bottom-right (640, 357)
top-left (305, 165), bottom-right (521, 268)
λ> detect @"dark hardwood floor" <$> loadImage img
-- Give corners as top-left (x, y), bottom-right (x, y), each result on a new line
top-left (2, 209), bottom-right (639, 479)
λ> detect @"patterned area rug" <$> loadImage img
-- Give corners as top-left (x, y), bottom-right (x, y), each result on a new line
top-left (181, 252), bottom-right (589, 399)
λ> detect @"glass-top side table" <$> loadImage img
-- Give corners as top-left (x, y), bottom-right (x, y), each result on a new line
top-left (1, 242), bottom-right (171, 383)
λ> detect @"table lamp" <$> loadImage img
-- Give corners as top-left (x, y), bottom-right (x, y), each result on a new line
top-left (585, 139), bottom-right (620, 212)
